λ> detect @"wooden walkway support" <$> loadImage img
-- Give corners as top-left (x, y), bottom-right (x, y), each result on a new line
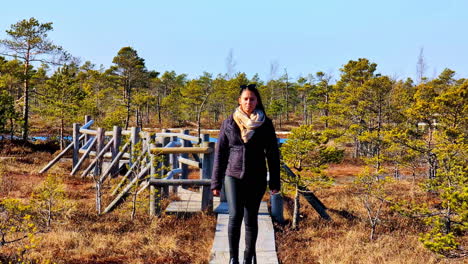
top-left (210, 202), bottom-right (279, 264)
top-left (282, 163), bottom-right (331, 220)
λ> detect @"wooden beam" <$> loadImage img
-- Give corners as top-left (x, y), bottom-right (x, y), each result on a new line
top-left (149, 179), bottom-right (211, 186)
top-left (178, 157), bottom-right (201, 168)
top-left (103, 164), bottom-right (150, 214)
top-left (39, 134), bottom-right (85, 174)
top-left (99, 142), bottom-right (129, 183)
top-left (150, 147), bottom-right (212, 155)
top-left (156, 132), bottom-right (199, 142)
top-left (81, 137), bottom-right (114, 178)
top-left (79, 128), bottom-right (98, 135)
top-left (201, 140), bottom-right (215, 212)
top-left (72, 123), bottom-right (80, 167)
top-left (70, 137), bottom-right (97, 176)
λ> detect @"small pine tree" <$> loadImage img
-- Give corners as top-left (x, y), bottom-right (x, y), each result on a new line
top-left (281, 125), bottom-right (343, 229)
top-left (353, 167), bottom-right (393, 240)
top-left (0, 198), bottom-right (39, 255)
top-left (30, 174), bottom-right (71, 227)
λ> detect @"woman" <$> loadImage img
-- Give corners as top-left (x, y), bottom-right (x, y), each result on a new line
top-left (211, 84), bottom-right (280, 264)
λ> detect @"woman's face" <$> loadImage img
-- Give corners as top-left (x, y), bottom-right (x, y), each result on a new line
top-left (238, 89), bottom-right (258, 115)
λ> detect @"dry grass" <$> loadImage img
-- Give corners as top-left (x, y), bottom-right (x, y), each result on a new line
top-left (0, 144), bottom-right (217, 264)
top-left (1, 140), bottom-right (466, 263)
top-left (275, 180), bottom-right (466, 264)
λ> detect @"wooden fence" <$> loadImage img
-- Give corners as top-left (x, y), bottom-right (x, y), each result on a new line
top-left (40, 116), bottom-right (215, 216)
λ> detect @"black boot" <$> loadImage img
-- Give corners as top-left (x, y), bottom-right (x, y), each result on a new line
top-left (243, 251), bottom-right (256, 264)
top-left (229, 257), bottom-right (239, 264)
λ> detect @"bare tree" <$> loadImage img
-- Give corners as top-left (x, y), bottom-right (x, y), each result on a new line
top-left (416, 47), bottom-right (427, 84)
top-left (225, 48), bottom-right (236, 79)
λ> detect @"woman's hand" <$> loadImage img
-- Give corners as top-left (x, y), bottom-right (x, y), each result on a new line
top-left (212, 189), bottom-right (220, 197)
top-left (270, 189), bottom-right (279, 195)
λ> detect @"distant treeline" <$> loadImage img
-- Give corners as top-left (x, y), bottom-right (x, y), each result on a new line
top-left (1, 18), bottom-right (467, 254)
top-left (0, 18), bottom-right (466, 145)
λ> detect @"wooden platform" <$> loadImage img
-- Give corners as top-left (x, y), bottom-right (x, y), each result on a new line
top-left (210, 202), bottom-right (279, 264)
top-left (166, 190), bottom-right (279, 263)
top-left (165, 188), bottom-right (220, 213)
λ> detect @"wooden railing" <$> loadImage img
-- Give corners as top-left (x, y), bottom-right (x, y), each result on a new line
top-left (40, 116), bottom-right (215, 216)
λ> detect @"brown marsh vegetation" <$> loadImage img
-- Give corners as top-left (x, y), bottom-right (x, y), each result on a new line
top-left (0, 140), bottom-right (466, 263)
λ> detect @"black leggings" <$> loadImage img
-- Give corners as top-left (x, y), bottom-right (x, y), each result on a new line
top-left (224, 175), bottom-right (266, 259)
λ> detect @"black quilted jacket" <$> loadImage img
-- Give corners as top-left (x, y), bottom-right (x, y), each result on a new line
top-left (210, 114), bottom-right (281, 191)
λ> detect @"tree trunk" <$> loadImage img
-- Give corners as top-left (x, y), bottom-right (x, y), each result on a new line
top-left (324, 93), bottom-right (329, 128)
top-left (9, 118), bottom-right (14, 139)
top-left (292, 185), bottom-right (300, 230)
top-left (47, 199), bottom-right (52, 227)
top-left (131, 191), bottom-right (137, 221)
top-left (96, 181), bottom-right (102, 214)
top-left (370, 222), bottom-right (376, 240)
top-left (60, 117), bottom-right (64, 150)
top-left (428, 152), bottom-right (437, 180)
top-left (21, 59), bottom-right (30, 141)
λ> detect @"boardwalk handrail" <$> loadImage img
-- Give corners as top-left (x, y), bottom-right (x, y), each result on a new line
top-left (40, 115), bottom-right (217, 216)
top-left (151, 147), bottom-right (212, 154)
top-left (149, 179), bottom-right (211, 186)
top-left (39, 134), bottom-right (85, 174)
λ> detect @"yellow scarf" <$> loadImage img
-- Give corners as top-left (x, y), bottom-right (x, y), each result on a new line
top-left (233, 107), bottom-right (265, 143)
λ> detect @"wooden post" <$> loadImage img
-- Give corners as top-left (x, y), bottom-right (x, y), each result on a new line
top-left (94, 127), bottom-right (104, 177)
top-left (112, 126), bottom-right (122, 176)
top-left (72, 123), bottom-right (80, 168)
top-left (201, 138), bottom-right (214, 212)
top-left (179, 129), bottom-right (189, 180)
top-left (171, 135), bottom-right (179, 195)
top-left (130, 127), bottom-right (140, 166)
top-left (84, 115), bottom-right (91, 143)
top-left (150, 143), bottom-right (161, 216)
top-left (161, 129), bottom-right (171, 198)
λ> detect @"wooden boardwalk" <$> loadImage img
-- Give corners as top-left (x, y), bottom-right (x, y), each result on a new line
top-left (166, 190), bottom-right (279, 263)
top-left (165, 188), bottom-right (221, 213)
top-left (210, 202), bottom-right (278, 264)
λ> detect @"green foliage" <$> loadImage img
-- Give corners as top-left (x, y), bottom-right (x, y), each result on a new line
top-left (281, 125), bottom-right (343, 192)
top-left (30, 174), bottom-right (72, 227)
top-left (0, 89), bottom-right (17, 133)
top-left (0, 198), bottom-right (39, 254)
top-left (419, 221), bottom-right (459, 254)
top-left (111, 46), bottom-right (149, 128)
top-left (0, 17), bottom-right (63, 139)
top-left (353, 167), bottom-right (394, 240)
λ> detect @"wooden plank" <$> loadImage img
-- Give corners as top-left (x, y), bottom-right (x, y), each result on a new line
top-left (100, 142), bottom-right (129, 183)
top-left (70, 137), bottom-right (97, 176)
top-left (178, 157), bottom-right (200, 168)
top-left (180, 129), bottom-right (189, 180)
top-left (151, 147), bottom-right (212, 155)
top-left (201, 141), bottom-right (214, 212)
top-left (72, 123), bottom-right (80, 167)
top-left (102, 164), bottom-right (150, 214)
top-left (165, 189), bottom-right (220, 213)
top-left (39, 134), bottom-right (85, 174)
top-left (81, 137), bottom-right (114, 177)
top-left (156, 132), bottom-right (199, 142)
top-left (210, 202), bottom-right (278, 264)
top-left (149, 179), bottom-right (211, 186)
top-left (79, 128), bottom-right (98, 135)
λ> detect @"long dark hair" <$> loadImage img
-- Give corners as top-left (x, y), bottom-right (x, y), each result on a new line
top-left (238, 84), bottom-right (266, 114)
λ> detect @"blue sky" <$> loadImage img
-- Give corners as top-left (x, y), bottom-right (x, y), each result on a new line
top-left (1, 0), bottom-right (467, 82)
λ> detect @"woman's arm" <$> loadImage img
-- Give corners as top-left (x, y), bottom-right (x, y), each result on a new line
top-left (265, 119), bottom-right (281, 192)
top-left (211, 120), bottom-right (229, 192)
